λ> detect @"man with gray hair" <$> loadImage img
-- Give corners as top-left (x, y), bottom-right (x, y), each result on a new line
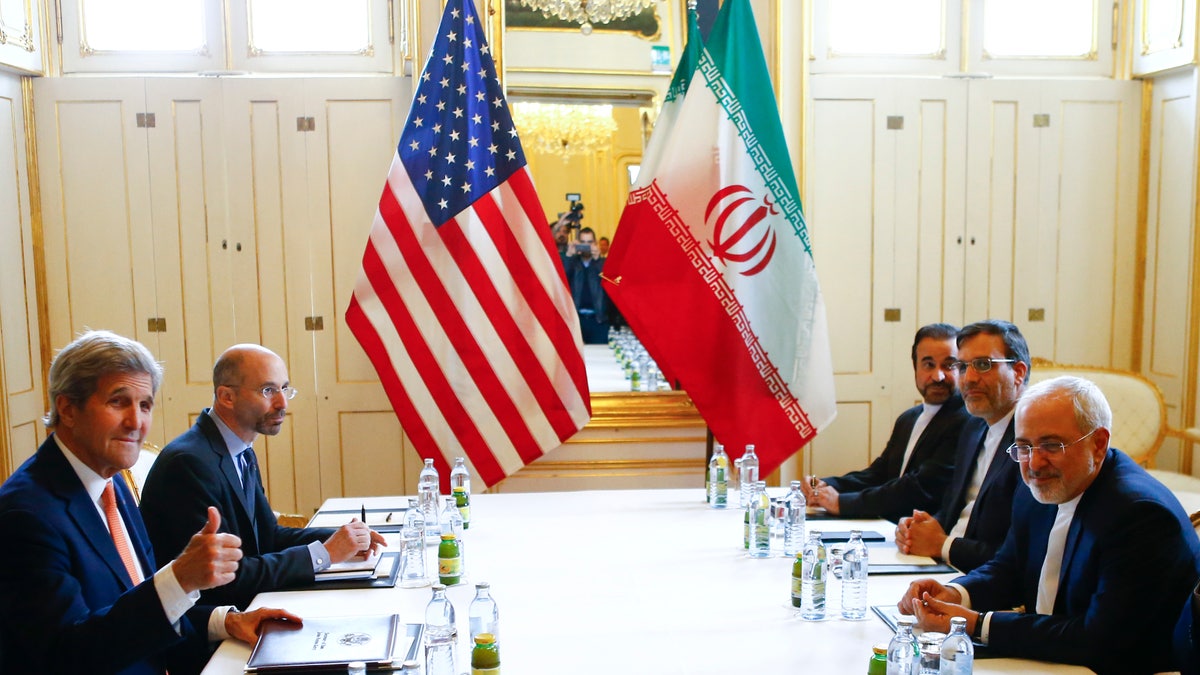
top-left (898, 375), bottom-right (1200, 673)
top-left (0, 330), bottom-right (299, 674)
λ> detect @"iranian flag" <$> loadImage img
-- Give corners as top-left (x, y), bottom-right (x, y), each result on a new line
top-left (602, 0), bottom-right (836, 476)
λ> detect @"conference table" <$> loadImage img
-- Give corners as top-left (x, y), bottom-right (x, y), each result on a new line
top-left (202, 488), bottom-right (1086, 673)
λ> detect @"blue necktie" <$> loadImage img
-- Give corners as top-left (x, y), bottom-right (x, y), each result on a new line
top-left (238, 448), bottom-right (258, 509)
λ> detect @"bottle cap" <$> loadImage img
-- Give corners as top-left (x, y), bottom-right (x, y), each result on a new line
top-left (474, 633), bottom-right (496, 645)
top-left (476, 581), bottom-right (490, 589)
top-left (872, 643), bottom-right (888, 656)
top-left (440, 533), bottom-right (456, 541)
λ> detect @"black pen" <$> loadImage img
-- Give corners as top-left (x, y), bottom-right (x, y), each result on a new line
top-left (361, 504), bottom-right (366, 523)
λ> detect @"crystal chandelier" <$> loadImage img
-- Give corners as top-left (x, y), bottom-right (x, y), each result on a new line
top-left (512, 102), bottom-right (618, 161)
top-left (518, 0), bottom-right (657, 33)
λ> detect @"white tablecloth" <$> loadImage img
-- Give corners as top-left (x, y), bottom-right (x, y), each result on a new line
top-left (202, 489), bottom-right (1086, 674)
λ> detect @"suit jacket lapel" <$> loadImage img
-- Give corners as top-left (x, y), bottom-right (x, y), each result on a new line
top-left (892, 407), bottom-right (920, 475)
top-left (40, 439), bottom-right (138, 591)
top-left (950, 421), bottom-right (988, 510)
top-left (978, 418), bottom-right (1016, 495)
top-left (198, 413), bottom-right (259, 543)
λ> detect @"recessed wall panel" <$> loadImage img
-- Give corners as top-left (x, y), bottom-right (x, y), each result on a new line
top-left (1150, 96), bottom-right (1193, 379)
top-left (338, 411), bottom-right (406, 497)
top-left (1056, 100), bottom-right (1121, 365)
top-left (810, 98), bottom-right (873, 375)
top-left (57, 101), bottom-right (139, 336)
top-left (172, 100), bottom-right (218, 385)
top-left (326, 99), bottom-right (397, 384)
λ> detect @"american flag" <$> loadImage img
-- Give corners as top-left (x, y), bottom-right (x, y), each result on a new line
top-left (346, 0), bottom-right (591, 488)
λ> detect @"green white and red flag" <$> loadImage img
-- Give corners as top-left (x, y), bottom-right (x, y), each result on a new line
top-left (603, 0), bottom-right (836, 475)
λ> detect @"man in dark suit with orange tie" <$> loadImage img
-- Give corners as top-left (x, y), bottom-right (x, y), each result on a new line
top-left (141, 344), bottom-right (386, 609)
top-left (896, 320), bottom-right (1028, 573)
top-left (0, 330), bottom-right (298, 674)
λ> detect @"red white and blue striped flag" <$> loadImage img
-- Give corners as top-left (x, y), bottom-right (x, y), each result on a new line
top-left (346, 0), bottom-right (591, 488)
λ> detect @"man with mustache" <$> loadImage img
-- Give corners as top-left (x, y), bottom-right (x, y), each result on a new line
top-left (141, 344), bottom-right (385, 609)
top-left (0, 331), bottom-right (300, 674)
top-left (802, 323), bottom-right (968, 522)
top-left (895, 320), bottom-right (1027, 573)
top-left (898, 376), bottom-right (1200, 674)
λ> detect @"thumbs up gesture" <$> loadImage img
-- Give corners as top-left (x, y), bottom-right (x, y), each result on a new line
top-left (173, 506), bottom-right (244, 593)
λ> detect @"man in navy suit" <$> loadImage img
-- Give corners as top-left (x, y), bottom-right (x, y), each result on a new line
top-left (803, 323), bottom-right (969, 522)
top-left (141, 344), bottom-right (386, 609)
top-left (0, 330), bottom-right (298, 674)
top-left (900, 376), bottom-right (1200, 674)
top-left (895, 319), bottom-right (1028, 572)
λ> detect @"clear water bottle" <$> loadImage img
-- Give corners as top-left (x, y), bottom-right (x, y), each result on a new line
top-left (468, 581), bottom-right (500, 643)
top-left (939, 616), bottom-right (974, 674)
top-left (799, 531), bottom-right (826, 620)
top-left (450, 457), bottom-right (471, 528)
top-left (739, 445), bottom-right (759, 508)
top-left (840, 529), bottom-right (869, 620)
top-left (418, 458), bottom-right (442, 541)
top-left (399, 498), bottom-right (429, 588)
top-left (733, 457), bottom-right (744, 505)
top-left (441, 496), bottom-right (465, 539)
top-left (746, 481), bottom-right (771, 558)
top-left (888, 615), bottom-right (920, 675)
top-left (450, 457), bottom-right (471, 494)
top-left (424, 584), bottom-right (457, 675)
top-left (919, 632), bottom-right (945, 675)
top-left (707, 444), bottom-right (729, 509)
top-left (783, 480), bottom-right (807, 555)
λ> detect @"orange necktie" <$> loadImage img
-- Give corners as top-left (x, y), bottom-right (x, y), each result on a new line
top-left (101, 481), bottom-right (144, 585)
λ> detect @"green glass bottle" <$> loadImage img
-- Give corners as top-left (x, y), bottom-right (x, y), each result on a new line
top-left (791, 552), bottom-right (803, 608)
top-left (867, 643), bottom-right (887, 675)
top-left (471, 633), bottom-right (500, 674)
top-left (438, 533), bottom-right (462, 585)
top-left (454, 485), bottom-right (471, 528)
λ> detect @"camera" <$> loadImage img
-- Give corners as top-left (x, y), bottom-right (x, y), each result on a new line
top-left (564, 193), bottom-right (584, 225)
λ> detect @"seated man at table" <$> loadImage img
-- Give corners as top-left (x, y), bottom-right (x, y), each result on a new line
top-left (895, 319), bottom-right (1028, 573)
top-left (803, 323), bottom-right (967, 522)
top-left (899, 376), bottom-right (1200, 674)
top-left (0, 330), bottom-right (299, 674)
top-left (141, 344), bottom-right (386, 609)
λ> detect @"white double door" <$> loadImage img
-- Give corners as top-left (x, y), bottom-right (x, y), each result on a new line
top-left (803, 76), bottom-right (1140, 479)
top-left (35, 76), bottom-right (423, 513)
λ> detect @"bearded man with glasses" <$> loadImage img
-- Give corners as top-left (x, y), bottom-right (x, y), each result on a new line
top-left (898, 376), bottom-right (1200, 674)
top-left (896, 319), bottom-right (1028, 573)
top-left (141, 345), bottom-right (386, 609)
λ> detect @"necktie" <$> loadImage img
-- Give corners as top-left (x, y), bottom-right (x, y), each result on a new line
top-left (238, 447), bottom-right (258, 508)
top-left (101, 481), bottom-right (144, 585)
top-left (1036, 504), bottom-right (1074, 614)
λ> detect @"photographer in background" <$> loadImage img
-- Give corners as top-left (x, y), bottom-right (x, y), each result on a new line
top-left (564, 225), bottom-right (608, 344)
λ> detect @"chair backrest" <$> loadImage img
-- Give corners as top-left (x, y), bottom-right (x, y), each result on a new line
top-left (1028, 359), bottom-right (1166, 468)
top-left (118, 442), bottom-right (160, 504)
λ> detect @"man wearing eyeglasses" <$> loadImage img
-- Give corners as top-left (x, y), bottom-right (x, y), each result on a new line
top-left (802, 323), bottom-right (968, 522)
top-left (898, 376), bottom-right (1200, 673)
top-left (896, 320), bottom-right (1027, 573)
top-left (140, 344), bottom-right (386, 609)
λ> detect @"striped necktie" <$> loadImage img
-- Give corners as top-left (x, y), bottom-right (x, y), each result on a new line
top-left (238, 447), bottom-right (258, 508)
top-left (101, 481), bottom-right (144, 585)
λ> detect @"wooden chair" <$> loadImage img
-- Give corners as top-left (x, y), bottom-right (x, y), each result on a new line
top-left (1028, 358), bottom-right (1167, 468)
top-left (117, 442), bottom-right (160, 504)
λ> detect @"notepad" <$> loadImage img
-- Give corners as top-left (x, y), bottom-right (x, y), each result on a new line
top-left (245, 614), bottom-right (422, 672)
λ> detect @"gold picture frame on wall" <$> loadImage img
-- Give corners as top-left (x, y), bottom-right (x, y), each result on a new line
top-left (505, 0), bottom-right (663, 40)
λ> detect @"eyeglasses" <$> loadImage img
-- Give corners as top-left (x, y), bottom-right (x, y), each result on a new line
top-left (1006, 429), bottom-right (1097, 462)
top-left (918, 360), bottom-right (958, 373)
top-left (245, 385), bottom-right (298, 400)
top-left (949, 357), bottom-right (1018, 374)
